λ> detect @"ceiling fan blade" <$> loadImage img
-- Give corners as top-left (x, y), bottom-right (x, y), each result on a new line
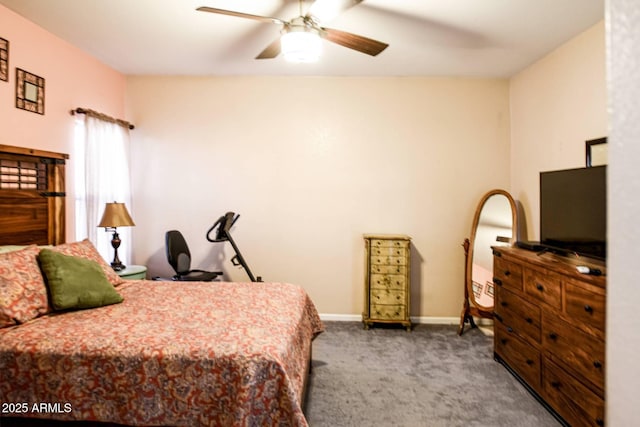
top-left (308, 0), bottom-right (363, 22)
top-left (321, 27), bottom-right (388, 56)
top-left (256, 38), bottom-right (281, 59)
top-left (196, 6), bottom-right (285, 25)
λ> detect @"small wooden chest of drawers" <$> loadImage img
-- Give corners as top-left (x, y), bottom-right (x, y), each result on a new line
top-left (362, 234), bottom-right (411, 331)
top-left (493, 247), bottom-right (606, 427)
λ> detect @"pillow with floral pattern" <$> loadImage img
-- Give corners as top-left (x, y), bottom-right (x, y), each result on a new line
top-left (50, 239), bottom-right (125, 287)
top-left (0, 245), bottom-right (49, 328)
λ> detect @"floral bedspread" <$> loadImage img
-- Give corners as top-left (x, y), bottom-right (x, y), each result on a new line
top-left (0, 281), bottom-right (324, 426)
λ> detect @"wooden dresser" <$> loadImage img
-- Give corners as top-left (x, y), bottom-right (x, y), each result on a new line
top-left (492, 246), bottom-right (605, 427)
top-left (362, 234), bottom-right (411, 331)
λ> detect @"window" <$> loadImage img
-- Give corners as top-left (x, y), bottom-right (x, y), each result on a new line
top-left (74, 114), bottom-right (133, 264)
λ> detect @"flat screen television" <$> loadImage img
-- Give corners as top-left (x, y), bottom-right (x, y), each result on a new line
top-left (540, 165), bottom-right (606, 260)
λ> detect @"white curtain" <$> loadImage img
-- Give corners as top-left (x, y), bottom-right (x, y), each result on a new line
top-left (74, 115), bottom-right (133, 265)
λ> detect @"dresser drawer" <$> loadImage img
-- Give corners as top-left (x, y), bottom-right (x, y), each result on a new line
top-left (370, 255), bottom-right (407, 266)
top-left (370, 239), bottom-right (409, 249)
top-left (565, 280), bottom-right (605, 332)
top-left (370, 245), bottom-right (407, 257)
top-left (524, 268), bottom-right (562, 310)
top-left (494, 287), bottom-right (541, 344)
top-left (543, 359), bottom-right (605, 427)
top-left (370, 274), bottom-right (406, 290)
top-left (542, 314), bottom-right (604, 391)
top-left (370, 264), bottom-right (407, 275)
top-left (369, 304), bottom-right (406, 320)
top-left (371, 288), bottom-right (405, 305)
top-left (495, 323), bottom-right (541, 390)
top-left (493, 257), bottom-right (523, 291)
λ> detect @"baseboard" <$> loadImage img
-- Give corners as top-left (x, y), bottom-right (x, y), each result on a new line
top-left (319, 314), bottom-right (462, 325)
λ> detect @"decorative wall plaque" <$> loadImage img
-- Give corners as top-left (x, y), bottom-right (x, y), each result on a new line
top-left (16, 68), bottom-right (45, 115)
top-left (0, 38), bottom-right (8, 82)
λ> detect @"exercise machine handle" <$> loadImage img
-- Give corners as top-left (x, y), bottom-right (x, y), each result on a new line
top-left (206, 212), bottom-right (239, 243)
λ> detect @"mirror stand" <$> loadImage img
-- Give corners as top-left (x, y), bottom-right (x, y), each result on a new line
top-left (458, 238), bottom-right (493, 335)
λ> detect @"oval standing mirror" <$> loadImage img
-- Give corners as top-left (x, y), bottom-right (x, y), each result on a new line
top-left (458, 189), bottom-right (517, 335)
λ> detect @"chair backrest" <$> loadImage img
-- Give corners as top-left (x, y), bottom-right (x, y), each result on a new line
top-left (166, 230), bottom-right (192, 275)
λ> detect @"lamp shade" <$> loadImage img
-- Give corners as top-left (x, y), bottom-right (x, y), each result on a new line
top-left (98, 202), bottom-right (135, 228)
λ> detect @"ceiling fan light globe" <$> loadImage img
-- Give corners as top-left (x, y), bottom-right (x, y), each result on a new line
top-left (281, 31), bottom-right (322, 63)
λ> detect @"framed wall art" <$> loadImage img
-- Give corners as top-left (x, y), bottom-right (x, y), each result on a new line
top-left (16, 68), bottom-right (45, 115)
top-left (0, 37), bottom-right (8, 82)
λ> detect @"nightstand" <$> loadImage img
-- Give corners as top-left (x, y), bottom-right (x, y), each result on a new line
top-left (116, 265), bottom-right (147, 280)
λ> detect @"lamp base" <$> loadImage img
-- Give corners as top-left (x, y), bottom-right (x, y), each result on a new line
top-left (110, 230), bottom-right (125, 272)
top-left (111, 261), bottom-right (126, 272)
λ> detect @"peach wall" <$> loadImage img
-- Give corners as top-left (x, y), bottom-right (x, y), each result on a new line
top-left (0, 4), bottom-right (127, 241)
top-left (510, 21), bottom-right (607, 241)
top-left (126, 76), bottom-right (510, 318)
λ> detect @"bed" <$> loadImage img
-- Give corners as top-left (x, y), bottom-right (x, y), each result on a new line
top-left (0, 145), bottom-right (324, 426)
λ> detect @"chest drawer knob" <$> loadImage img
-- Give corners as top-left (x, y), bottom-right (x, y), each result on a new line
top-left (500, 338), bottom-right (508, 345)
top-left (504, 270), bottom-right (511, 276)
top-left (548, 332), bottom-right (558, 340)
top-left (551, 381), bottom-right (561, 389)
top-left (494, 278), bottom-right (503, 286)
top-left (526, 359), bottom-right (534, 365)
top-left (593, 360), bottom-right (603, 369)
top-left (507, 326), bottom-right (514, 333)
top-left (500, 301), bottom-right (508, 307)
top-left (536, 283), bottom-right (544, 291)
top-left (525, 317), bottom-right (533, 324)
top-left (584, 304), bottom-right (593, 313)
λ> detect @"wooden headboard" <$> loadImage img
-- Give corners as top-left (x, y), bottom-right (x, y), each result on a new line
top-left (0, 144), bottom-right (68, 245)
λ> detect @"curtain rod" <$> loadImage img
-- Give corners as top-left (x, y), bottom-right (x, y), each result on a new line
top-left (70, 108), bottom-right (135, 130)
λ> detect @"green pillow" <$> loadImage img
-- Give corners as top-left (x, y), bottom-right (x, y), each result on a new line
top-left (38, 248), bottom-right (123, 311)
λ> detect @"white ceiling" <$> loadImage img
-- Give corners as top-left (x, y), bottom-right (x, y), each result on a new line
top-left (0, 0), bottom-right (604, 77)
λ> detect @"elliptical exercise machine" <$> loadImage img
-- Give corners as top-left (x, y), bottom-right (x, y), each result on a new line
top-left (206, 212), bottom-right (262, 282)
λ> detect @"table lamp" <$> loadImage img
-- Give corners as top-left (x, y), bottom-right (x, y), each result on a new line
top-left (97, 202), bottom-right (135, 271)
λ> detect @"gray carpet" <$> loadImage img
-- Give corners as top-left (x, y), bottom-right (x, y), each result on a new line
top-left (304, 321), bottom-right (561, 427)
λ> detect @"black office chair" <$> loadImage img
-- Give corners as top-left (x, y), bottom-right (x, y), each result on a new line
top-left (165, 230), bottom-right (222, 281)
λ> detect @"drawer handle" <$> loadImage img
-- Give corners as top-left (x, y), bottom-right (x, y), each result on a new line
top-left (536, 283), bottom-right (544, 291)
top-left (551, 381), bottom-right (561, 389)
top-left (500, 338), bottom-right (507, 345)
top-left (500, 301), bottom-right (508, 307)
top-left (525, 317), bottom-right (533, 324)
top-left (507, 327), bottom-right (513, 333)
top-left (526, 359), bottom-right (534, 366)
top-left (504, 270), bottom-right (511, 276)
top-left (593, 360), bottom-right (603, 369)
top-left (596, 418), bottom-right (604, 426)
top-left (584, 305), bottom-right (593, 313)
top-left (548, 333), bottom-right (558, 340)
top-left (494, 278), bottom-right (503, 286)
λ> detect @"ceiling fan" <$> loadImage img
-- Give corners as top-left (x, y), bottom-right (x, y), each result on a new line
top-left (196, 0), bottom-right (389, 61)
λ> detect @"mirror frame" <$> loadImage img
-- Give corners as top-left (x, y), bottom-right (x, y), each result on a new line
top-left (466, 189), bottom-right (517, 310)
top-left (459, 189), bottom-right (517, 335)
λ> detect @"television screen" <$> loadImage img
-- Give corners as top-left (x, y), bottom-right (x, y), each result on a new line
top-left (540, 166), bottom-right (606, 260)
